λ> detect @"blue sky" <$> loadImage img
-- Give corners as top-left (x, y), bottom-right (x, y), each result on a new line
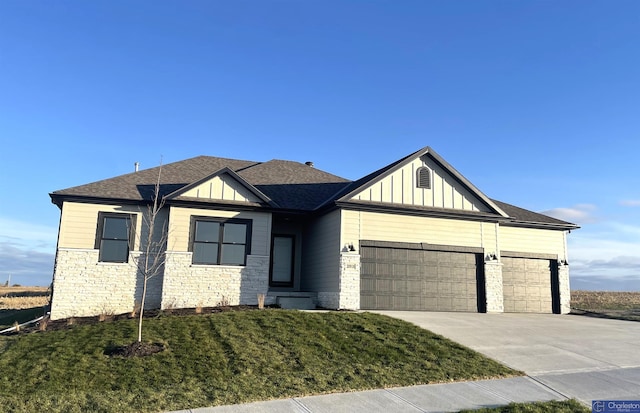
top-left (1, 1), bottom-right (639, 289)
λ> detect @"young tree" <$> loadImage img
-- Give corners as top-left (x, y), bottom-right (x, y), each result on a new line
top-left (132, 162), bottom-right (169, 343)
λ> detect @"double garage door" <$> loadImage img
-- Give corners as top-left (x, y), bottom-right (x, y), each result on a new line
top-left (360, 242), bottom-right (484, 312)
top-left (360, 242), bottom-right (559, 313)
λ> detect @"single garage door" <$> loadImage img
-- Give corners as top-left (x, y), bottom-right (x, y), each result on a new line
top-left (360, 242), bottom-right (484, 312)
top-left (502, 255), bottom-right (559, 313)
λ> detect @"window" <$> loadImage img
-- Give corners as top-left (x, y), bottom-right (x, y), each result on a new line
top-left (416, 166), bottom-right (431, 189)
top-left (191, 217), bottom-right (251, 265)
top-left (96, 212), bottom-right (134, 263)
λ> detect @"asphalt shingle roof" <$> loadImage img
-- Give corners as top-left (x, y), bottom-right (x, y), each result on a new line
top-left (51, 154), bottom-right (576, 228)
top-left (51, 156), bottom-right (351, 211)
top-left (491, 199), bottom-right (576, 227)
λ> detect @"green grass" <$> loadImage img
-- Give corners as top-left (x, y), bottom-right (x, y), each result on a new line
top-left (459, 399), bottom-right (590, 412)
top-left (0, 310), bottom-right (519, 413)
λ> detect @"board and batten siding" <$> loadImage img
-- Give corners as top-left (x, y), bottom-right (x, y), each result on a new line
top-left (301, 209), bottom-right (341, 292)
top-left (349, 157), bottom-right (491, 212)
top-left (180, 174), bottom-right (261, 203)
top-left (167, 206), bottom-right (271, 256)
top-left (499, 226), bottom-right (566, 259)
top-left (341, 210), bottom-right (499, 254)
top-left (57, 202), bottom-right (146, 249)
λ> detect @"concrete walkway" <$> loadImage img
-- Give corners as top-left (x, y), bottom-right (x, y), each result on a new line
top-left (168, 312), bottom-right (640, 412)
top-left (171, 376), bottom-right (565, 413)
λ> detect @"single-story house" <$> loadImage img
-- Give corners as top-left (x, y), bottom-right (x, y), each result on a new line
top-left (48, 147), bottom-right (578, 320)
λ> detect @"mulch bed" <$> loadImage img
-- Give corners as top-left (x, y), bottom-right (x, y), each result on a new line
top-left (4, 305), bottom-right (278, 358)
top-left (6, 305), bottom-right (271, 336)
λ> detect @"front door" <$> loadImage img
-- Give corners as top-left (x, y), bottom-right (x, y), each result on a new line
top-left (270, 235), bottom-right (294, 287)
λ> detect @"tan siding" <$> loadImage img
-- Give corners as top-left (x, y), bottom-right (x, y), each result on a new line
top-left (342, 210), bottom-right (495, 251)
top-left (499, 226), bottom-right (565, 257)
top-left (168, 206), bottom-right (271, 256)
top-left (181, 174), bottom-right (260, 203)
top-left (301, 210), bottom-right (341, 292)
top-left (58, 202), bottom-right (144, 249)
top-left (347, 156), bottom-right (491, 212)
top-left (341, 210), bottom-right (361, 248)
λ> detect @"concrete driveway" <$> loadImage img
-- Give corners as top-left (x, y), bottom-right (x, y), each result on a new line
top-left (373, 311), bottom-right (640, 404)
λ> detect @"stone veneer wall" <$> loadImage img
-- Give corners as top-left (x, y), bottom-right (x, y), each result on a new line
top-left (50, 249), bottom-right (164, 320)
top-left (484, 260), bottom-right (504, 313)
top-left (558, 263), bottom-right (570, 314)
top-left (338, 253), bottom-right (360, 310)
top-left (161, 252), bottom-right (269, 309)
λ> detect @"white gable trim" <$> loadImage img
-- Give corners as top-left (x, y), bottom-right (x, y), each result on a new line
top-left (338, 147), bottom-right (509, 217)
top-left (165, 167), bottom-right (277, 206)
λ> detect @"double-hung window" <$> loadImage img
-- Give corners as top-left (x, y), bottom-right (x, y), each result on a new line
top-left (191, 217), bottom-right (251, 266)
top-left (96, 212), bottom-right (135, 263)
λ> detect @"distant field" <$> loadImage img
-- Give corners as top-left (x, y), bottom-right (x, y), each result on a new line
top-left (3, 286), bottom-right (640, 320)
top-left (0, 286), bottom-right (50, 310)
top-left (571, 290), bottom-right (640, 322)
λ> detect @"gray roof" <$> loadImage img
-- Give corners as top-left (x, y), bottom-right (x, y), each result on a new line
top-left (51, 153), bottom-right (577, 228)
top-left (491, 200), bottom-right (577, 228)
top-left (51, 156), bottom-right (351, 211)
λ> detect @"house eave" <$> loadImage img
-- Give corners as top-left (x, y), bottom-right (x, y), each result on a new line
top-left (499, 220), bottom-right (580, 231)
top-left (335, 200), bottom-right (505, 223)
top-left (49, 194), bottom-right (146, 209)
top-left (165, 198), bottom-right (312, 216)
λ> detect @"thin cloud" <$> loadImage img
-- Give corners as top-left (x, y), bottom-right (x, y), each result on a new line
top-left (620, 200), bottom-right (640, 207)
top-left (572, 255), bottom-right (640, 270)
top-left (0, 242), bottom-right (54, 286)
top-left (541, 204), bottom-right (597, 224)
top-left (571, 275), bottom-right (640, 292)
top-left (0, 216), bottom-right (57, 252)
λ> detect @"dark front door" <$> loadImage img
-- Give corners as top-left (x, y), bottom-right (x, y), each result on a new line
top-left (270, 235), bottom-right (294, 287)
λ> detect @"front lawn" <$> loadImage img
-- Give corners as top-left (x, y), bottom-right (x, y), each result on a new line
top-left (0, 310), bottom-right (520, 412)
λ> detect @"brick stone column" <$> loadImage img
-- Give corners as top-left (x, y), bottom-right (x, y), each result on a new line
top-left (484, 260), bottom-right (504, 313)
top-left (338, 252), bottom-right (361, 310)
top-left (558, 262), bottom-right (571, 314)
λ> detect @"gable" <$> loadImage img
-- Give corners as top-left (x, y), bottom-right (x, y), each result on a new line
top-left (178, 173), bottom-right (261, 202)
top-left (166, 168), bottom-right (273, 205)
top-left (345, 154), bottom-right (493, 213)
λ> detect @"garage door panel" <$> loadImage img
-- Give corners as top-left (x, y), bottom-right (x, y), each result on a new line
top-left (406, 250), bottom-right (422, 264)
top-left (393, 264), bottom-right (407, 277)
top-left (407, 265), bottom-right (422, 278)
top-left (437, 283), bottom-right (452, 295)
top-left (423, 266), bottom-right (438, 277)
top-left (503, 257), bottom-right (554, 314)
top-left (361, 246), bottom-right (481, 311)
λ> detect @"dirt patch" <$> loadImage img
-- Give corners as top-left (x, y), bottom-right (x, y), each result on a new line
top-left (105, 341), bottom-right (166, 358)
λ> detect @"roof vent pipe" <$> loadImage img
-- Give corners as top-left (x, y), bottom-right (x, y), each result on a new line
top-left (134, 162), bottom-right (139, 172)
top-left (305, 161), bottom-right (314, 167)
